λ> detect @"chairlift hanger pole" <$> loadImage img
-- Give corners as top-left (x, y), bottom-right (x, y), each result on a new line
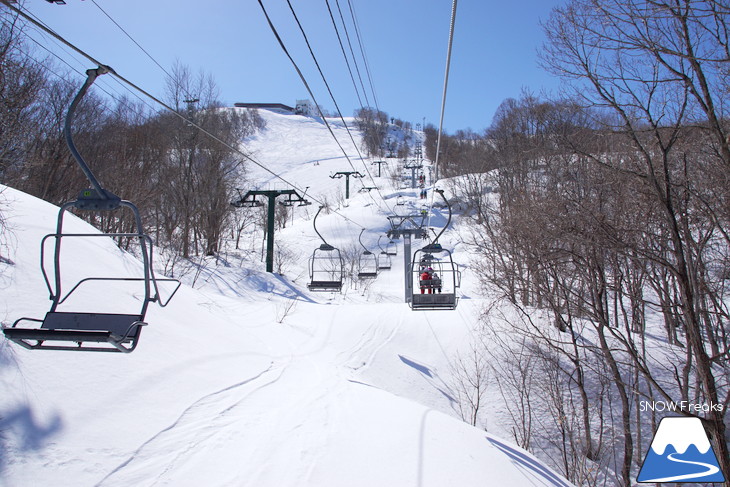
top-left (231, 188), bottom-right (307, 273)
top-left (312, 205), bottom-right (330, 248)
top-left (65, 66), bottom-right (120, 207)
top-left (433, 0), bottom-right (458, 183)
top-left (429, 189), bottom-right (450, 245)
top-left (358, 228), bottom-right (368, 253)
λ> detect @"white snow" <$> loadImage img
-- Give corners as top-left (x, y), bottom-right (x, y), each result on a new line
top-left (0, 109), bottom-right (572, 486)
top-left (650, 417), bottom-right (712, 455)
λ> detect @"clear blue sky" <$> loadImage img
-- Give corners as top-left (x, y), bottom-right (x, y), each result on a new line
top-left (17, 0), bottom-right (565, 133)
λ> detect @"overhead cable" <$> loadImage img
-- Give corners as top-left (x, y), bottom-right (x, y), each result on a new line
top-left (0, 0), bottom-right (368, 230)
top-left (283, 0), bottom-right (394, 215)
top-left (324, 0), bottom-right (364, 109)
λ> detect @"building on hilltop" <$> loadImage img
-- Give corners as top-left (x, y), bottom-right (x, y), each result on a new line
top-left (234, 102), bottom-right (294, 114)
top-left (295, 99), bottom-right (315, 116)
top-left (233, 100), bottom-right (316, 117)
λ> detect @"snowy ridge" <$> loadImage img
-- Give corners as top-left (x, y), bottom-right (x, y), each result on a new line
top-left (0, 111), bottom-right (572, 486)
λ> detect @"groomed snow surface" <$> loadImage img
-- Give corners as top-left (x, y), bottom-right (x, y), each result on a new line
top-left (0, 110), bottom-right (572, 486)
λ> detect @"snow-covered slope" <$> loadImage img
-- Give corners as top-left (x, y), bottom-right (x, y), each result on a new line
top-left (0, 110), bottom-right (572, 486)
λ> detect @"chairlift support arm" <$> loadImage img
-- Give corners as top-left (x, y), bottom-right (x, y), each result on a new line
top-left (430, 189), bottom-right (451, 245)
top-left (65, 66), bottom-right (120, 207)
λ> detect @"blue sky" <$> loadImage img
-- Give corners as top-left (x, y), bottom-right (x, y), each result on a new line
top-left (17, 0), bottom-right (565, 132)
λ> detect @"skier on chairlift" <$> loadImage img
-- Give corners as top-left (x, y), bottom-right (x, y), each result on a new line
top-left (431, 270), bottom-right (442, 293)
top-left (420, 266), bottom-right (434, 294)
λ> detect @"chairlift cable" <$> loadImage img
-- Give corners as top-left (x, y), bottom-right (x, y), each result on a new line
top-left (333, 0), bottom-right (370, 107)
top-left (282, 0), bottom-right (394, 216)
top-left (427, 0), bottom-right (458, 231)
top-left (283, 0), bottom-right (366, 175)
top-left (88, 0), bottom-right (195, 103)
top-left (324, 0), bottom-right (364, 109)
top-left (345, 0), bottom-right (379, 111)
top-left (8, 12), bottom-right (136, 105)
top-left (1, 0), bottom-right (371, 232)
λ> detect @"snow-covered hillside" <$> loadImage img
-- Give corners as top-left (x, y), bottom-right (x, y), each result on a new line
top-left (0, 110), bottom-right (572, 486)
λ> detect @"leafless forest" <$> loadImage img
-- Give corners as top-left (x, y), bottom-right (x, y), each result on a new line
top-left (432, 1), bottom-right (730, 485)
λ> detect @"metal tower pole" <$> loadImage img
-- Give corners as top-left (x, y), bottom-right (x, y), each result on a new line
top-left (404, 233), bottom-right (412, 303)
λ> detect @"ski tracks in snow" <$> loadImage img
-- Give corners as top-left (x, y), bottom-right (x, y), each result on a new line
top-left (95, 360), bottom-right (284, 486)
top-left (335, 305), bottom-right (405, 374)
top-left (96, 304), bottom-right (407, 487)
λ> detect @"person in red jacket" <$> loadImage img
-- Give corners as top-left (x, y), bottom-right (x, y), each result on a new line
top-left (420, 268), bottom-right (432, 294)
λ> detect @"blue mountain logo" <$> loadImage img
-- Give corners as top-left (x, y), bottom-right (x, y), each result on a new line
top-left (638, 416), bottom-right (725, 483)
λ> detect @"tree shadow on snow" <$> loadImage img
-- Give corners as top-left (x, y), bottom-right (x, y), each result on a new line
top-left (0, 404), bottom-right (63, 477)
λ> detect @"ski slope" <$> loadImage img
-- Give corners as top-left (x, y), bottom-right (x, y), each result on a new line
top-left (0, 109), bottom-right (572, 486)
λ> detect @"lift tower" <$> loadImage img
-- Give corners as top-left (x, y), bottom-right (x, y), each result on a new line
top-left (371, 160), bottom-right (387, 177)
top-left (404, 160), bottom-right (423, 189)
top-left (387, 213), bottom-right (428, 304)
top-left (231, 188), bottom-right (308, 273)
top-left (329, 171), bottom-right (363, 199)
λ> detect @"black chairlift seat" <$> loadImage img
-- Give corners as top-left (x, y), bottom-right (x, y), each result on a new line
top-left (307, 280), bottom-right (343, 292)
top-left (408, 189), bottom-right (461, 311)
top-left (411, 244), bottom-right (461, 311)
top-left (307, 207), bottom-right (346, 292)
top-left (2, 67), bottom-right (180, 353)
top-left (4, 312), bottom-right (146, 353)
top-left (385, 241), bottom-right (398, 256)
top-left (411, 293), bottom-right (458, 310)
top-left (357, 251), bottom-right (378, 279)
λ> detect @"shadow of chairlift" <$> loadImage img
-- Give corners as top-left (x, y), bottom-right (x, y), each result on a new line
top-left (2, 67), bottom-right (180, 353)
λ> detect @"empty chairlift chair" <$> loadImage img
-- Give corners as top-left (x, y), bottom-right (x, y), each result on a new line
top-left (377, 236), bottom-right (392, 270)
top-left (2, 67), bottom-right (180, 352)
top-left (384, 239), bottom-right (398, 256)
top-left (357, 229), bottom-right (378, 279)
top-left (307, 206), bottom-right (345, 292)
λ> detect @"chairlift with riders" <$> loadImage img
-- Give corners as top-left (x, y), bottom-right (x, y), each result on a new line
top-left (410, 189), bottom-right (461, 310)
